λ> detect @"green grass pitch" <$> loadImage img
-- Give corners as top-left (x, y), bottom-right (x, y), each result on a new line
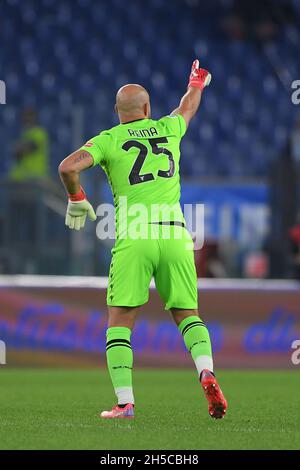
top-left (0, 368), bottom-right (299, 450)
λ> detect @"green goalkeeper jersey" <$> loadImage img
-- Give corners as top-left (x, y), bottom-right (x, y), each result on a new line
top-left (81, 114), bottom-right (187, 233)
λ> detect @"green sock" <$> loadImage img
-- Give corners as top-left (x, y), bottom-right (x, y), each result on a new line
top-left (106, 326), bottom-right (134, 405)
top-left (178, 315), bottom-right (213, 377)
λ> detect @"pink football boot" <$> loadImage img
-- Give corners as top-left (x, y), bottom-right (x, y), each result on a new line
top-left (100, 403), bottom-right (134, 419)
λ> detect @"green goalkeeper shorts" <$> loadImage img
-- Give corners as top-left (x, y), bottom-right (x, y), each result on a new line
top-left (107, 224), bottom-right (198, 310)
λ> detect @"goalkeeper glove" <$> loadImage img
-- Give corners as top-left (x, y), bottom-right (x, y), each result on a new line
top-left (65, 186), bottom-right (96, 230)
top-left (188, 59), bottom-right (211, 91)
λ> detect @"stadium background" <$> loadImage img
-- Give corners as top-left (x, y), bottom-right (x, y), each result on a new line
top-left (0, 0), bottom-right (300, 450)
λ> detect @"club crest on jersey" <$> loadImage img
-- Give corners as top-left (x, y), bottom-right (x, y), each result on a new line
top-left (128, 127), bottom-right (158, 138)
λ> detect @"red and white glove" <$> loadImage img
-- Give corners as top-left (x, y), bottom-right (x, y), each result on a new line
top-left (188, 59), bottom-right (211, 91)
top-left (65, 186), bottom-right (96, 230)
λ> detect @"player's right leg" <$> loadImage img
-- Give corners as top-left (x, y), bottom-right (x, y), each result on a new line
top-left (171, 308), bottom-right (227, 419)
top-left (155, 225), bottom-right (227, 419)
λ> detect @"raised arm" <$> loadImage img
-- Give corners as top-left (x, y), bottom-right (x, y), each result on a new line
top-left (58, 149), bottom-right (96, 230)
top-left (171, 59), bottom-right (211, 128)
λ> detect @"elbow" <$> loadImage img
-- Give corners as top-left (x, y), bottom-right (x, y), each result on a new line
top-left (58, 161), bottom-right (68, 177)
top-left (58, 159), bottom-right (75, 178)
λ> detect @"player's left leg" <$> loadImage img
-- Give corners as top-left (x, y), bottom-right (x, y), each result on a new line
top-left (100, 235), bottom-right (158, 419)
top-left (100, 306), bottom-right (138, 419)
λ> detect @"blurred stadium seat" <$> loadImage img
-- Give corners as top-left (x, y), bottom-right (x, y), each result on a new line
top-left (1, 0), bottom-right (299, 177)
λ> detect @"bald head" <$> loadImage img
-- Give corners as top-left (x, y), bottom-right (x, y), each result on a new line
top-left (115, 84), bottom-right (151, 123)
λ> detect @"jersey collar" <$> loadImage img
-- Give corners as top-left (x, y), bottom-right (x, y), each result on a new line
top-left (121, 118), bottom-right (148, 125)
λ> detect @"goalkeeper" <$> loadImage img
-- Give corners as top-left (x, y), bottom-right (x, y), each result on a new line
top-left (59, 60), bottom-right (227, 419)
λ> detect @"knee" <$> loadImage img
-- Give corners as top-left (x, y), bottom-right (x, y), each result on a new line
top-left (171, 308), bottom-right (199, 326)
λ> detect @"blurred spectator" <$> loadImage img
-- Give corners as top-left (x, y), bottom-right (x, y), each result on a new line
top-left (290, 117), bottom-right (300, 171)
top-left (268, 138), bottom-right (298, 278)
top-left (9, 108), bottom-right (49, 181)
top-left (195, 241), bottom-right (227, 278)
top-left (243, 251), bottom-right (269, 278)
top-left (288, 214), bottom-right (300, 279)
top-left (223, 0), bottom-right (296, 41)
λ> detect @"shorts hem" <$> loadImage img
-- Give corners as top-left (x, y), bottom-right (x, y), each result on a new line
top-left (107, 298), bottom-right (149, 308)
top-left (165, 303), bottom-right (198, 311)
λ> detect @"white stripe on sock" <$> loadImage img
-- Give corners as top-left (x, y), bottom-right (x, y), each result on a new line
top-left (194, 355), bottom-right (214, 376)
top-left (115, 387), bottom-right (134, 405)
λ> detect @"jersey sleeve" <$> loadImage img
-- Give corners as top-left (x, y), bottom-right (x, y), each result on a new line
top-left (159, 114), bottom-right (187, 139)
top-left (80, 132), bottom-right (109, 167)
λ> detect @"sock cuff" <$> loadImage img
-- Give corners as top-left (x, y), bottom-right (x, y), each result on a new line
top-left (106, 326), bottom-right (132, 342)
top-left (178, 315), bottom-right (205, 335)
